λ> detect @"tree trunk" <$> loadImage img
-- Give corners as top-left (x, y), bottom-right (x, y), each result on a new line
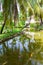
top-left (14, 0), bottom-right (18, 26)
top-left (40, 14), bottom-right (43, 25)
top-left (0, 17), bottom-right (7, 34)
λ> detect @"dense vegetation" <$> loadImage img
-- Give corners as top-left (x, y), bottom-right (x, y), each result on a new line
top-left (0, 0), bottom-right (43, 65)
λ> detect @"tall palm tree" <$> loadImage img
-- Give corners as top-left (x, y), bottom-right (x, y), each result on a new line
top-left (0, 0), bottom-right (27, 33)
top-left (0, 0), bottom-right (35, 33)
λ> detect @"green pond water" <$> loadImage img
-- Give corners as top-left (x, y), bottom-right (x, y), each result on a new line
top-left (0, 31), bottom-right (43, 65)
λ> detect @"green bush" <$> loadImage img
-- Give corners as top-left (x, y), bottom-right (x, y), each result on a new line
top-left (0, 12), bottom-right (4, 20)
top-left (30, 28), bottom-right (35, 32)
top-left (30, 22), bottom-right (42, 31)
top-left (30, 23), bottom-right (35, 27)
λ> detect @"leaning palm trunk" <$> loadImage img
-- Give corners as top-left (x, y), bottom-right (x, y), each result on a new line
top-left (0, 0), bottom-right (13, 33)
top-left (0, 16), bottom-right (7, 33)
top-left (0, 0), bottom-right (8, 33)
top-left (14, 0), bottom-right (18, 26)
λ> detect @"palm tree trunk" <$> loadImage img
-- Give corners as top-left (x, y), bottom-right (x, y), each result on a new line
top-left (0, 17), bottom-right (7, 34)
top-left (40, 14), bottom-right (43, 25)
top-left (14, 0), bottom-right (18, 26)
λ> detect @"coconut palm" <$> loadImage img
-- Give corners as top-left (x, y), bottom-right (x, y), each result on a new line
top-left (0, 0), bottom-right (35, 33)
top-left (1, 0), bottom-right (41, 34)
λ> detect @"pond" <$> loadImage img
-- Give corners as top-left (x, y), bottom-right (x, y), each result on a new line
top-left (0, 32), bottom-right (43, 65)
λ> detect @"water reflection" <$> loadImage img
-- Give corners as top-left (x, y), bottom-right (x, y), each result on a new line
top-left (0, 35), bottom-right (43, 65)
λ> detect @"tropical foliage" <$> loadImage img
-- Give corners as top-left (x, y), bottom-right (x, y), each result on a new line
top-left (0, 0), bottom-right (43, 65)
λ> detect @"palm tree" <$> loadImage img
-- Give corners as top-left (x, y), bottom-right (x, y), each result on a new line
top-left (0, 0), bottom-right (27, 33)
top-left (0, 0), bottom-right (35, 34)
